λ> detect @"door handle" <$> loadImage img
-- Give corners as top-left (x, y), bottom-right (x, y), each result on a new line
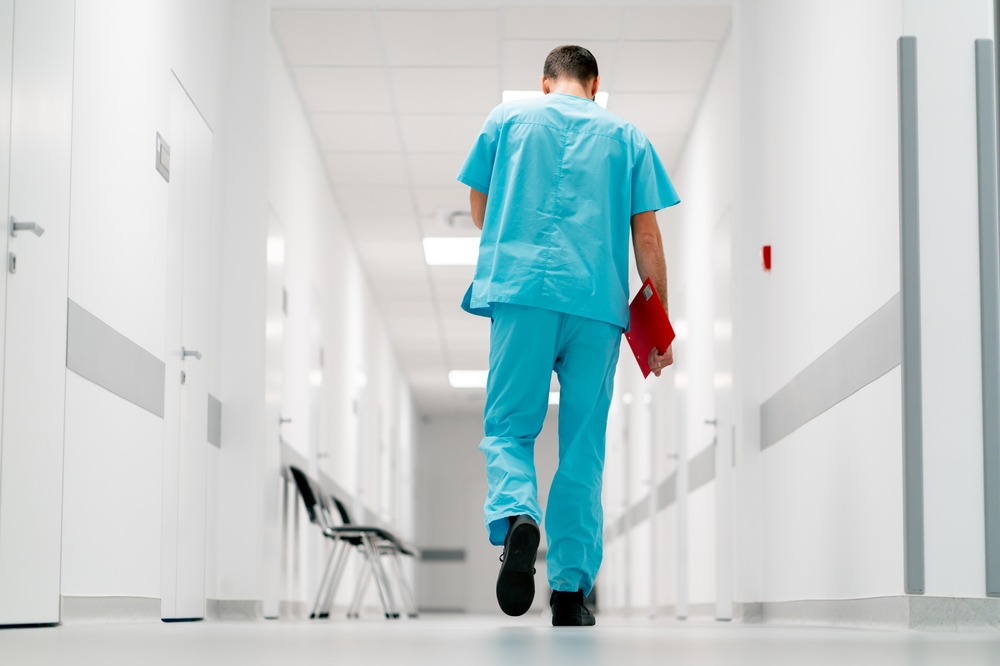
top-left (181, 347), bottom-right (202, 360)
top-left (10, 217), bottom-right (44, 237)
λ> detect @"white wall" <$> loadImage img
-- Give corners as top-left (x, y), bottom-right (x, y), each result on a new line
top-left (58, 2), bottom-right (415, 616)
top-left (600, 29), bottom-right (734, 617)
top-left (268, 29), bottom-right (416, 613)
top-left (743, 0), bottom-right (906, 603)
top-left (603, 0), bottom-right (998, 619)
top-left (60, 0), bottom-right (231, 601)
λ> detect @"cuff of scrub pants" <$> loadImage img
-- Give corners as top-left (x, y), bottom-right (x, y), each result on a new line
top-left (488, 517), bottom-right (511, 546)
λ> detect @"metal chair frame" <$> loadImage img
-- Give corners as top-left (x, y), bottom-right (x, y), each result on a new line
top-left (289, 466), bottom-right (418, 620)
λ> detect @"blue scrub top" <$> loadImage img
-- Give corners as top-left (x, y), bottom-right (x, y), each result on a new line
top-left (457, 92), bottom-right (680, 330)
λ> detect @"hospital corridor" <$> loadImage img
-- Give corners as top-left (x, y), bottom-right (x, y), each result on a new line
top-left (2, 0), bottom-right (1000, 664)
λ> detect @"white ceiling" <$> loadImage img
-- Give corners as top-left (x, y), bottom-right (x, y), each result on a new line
top-left (271, 5), bottom-right (731, 415)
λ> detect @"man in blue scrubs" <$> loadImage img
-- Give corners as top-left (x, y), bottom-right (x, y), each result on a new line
top-left (457, 45), bottom-right (679, 626)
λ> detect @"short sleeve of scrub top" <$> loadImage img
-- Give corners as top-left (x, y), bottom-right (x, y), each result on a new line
top-left (457, 106), bottom-right (503, 194)
top-left (630, 138), bottom-right (679, 216)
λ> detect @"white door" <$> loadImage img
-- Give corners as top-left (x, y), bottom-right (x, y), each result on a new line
top-left (161, 78), bottom-right (212, 620)
top-left (0, 0), bottom-right (75, 626)
top-left (713, 209), bottom-right (734, 620)
top-left (263, 216), bottom-right (284, 618)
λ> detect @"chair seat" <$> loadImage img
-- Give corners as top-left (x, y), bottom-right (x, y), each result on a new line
top-left (322, 526), bottom-right (418, 557)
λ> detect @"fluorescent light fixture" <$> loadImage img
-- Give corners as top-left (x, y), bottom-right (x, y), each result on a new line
top-left (502, 90), bottom-right (609, 109)
top-left (548, 391), bottom-right (559, 405)
top-left (265, 318), bottom-right (283, 339)
top-left (449, 370), bottom-right (488, 388)
top-left (266, 236), bottom-right (285, 265)
top-left (503, 90), bottom-right (542, 103)
top-left (423, 237), bottom-right (479, 266)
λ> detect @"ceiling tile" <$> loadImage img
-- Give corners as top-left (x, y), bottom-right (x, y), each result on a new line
top-left (380, 10), bottom-right (498, 67)
top-left (607, 92), bottom-right (699, 136)
top-left (625, 7), bottom-right (732, 41)
top-left (502, 7), bottom-right (625, 40)
top-left (405, 368), bottom-right (451, 388)
top-left (407, 153), bottom-right (466, 187)
top-left (447, 343), bottom-right (490, 360)
top-left (440, 314), bottom-right (490, 337)
top-left (273, 10), bottom-right (381, 66)
top-left (502, 40), bottom-right (619, 91)
top-left (413, 185), bottom-right (471, 217)
top-left (335, 186), bottom-right (414, 219)
top-left (369, 281), bottom-right (432, 309)
top-left (434, 286), bottom-right (476, 312)
top-left (293, 67), bottom-right (391, 113)
top-left (420, 213), bottom-right (480, 237)
top-left (399, 114), bottom-right (486, 153)
top-left (312, 114), bottom-right (400, 152)
top-left (357, 239), bottom-right (426, 266)
top-left (325, 153), bottom-right (408, 185)
top-left (391, 67), bottom-right (499, 114)
top-left (615, 42), bottom-right (718, 93)
top-left (386, 316), bottom-right (440, 342)
top-left (393, 338), bottom-right (442, 357)
top-left (346, 216), bottom-right (421, 243)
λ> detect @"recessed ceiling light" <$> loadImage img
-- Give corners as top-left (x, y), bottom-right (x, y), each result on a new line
top-left (502, 90), bottom-right (609, 109)
top-left (423, 237), bottom-right (479, 266)
top-left (449, 370), bottom-right (488, 388)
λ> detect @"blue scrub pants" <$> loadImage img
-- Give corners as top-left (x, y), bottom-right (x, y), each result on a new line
top-left (481, 302), bottom-right (621, 596)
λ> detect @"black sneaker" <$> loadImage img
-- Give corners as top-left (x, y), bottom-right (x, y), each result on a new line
top-left (550, 589), bottom-right (596, 626)
top-left (496, 515), bottom-right (540, 616)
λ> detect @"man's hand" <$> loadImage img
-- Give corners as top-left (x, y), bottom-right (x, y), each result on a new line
top-left (648, 345), bottom-right (674, 377)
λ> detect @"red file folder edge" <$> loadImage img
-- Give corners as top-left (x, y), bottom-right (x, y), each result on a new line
top-left (624, 278), bottom-right (676, 378)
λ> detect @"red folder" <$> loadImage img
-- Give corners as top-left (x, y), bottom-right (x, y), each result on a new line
top-left (624, 278), bottom-right (676, 378)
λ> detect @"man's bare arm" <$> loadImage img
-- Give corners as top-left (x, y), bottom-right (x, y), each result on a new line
top-left (470, 188), bottom-right (487, 230)
top-left (631, 210), bottom-right (673, 375)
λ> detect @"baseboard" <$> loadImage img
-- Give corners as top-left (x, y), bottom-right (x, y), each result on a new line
top-left (735, 597), bottom-right (1000, 632)
top-left (279, 601), bottom-right (309, 619)
top-left (205, 599), bottom-right (263, 621)
top-left (61, 596), bottom-right (160, 623)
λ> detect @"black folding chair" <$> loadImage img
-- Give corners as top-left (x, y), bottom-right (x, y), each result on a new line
top-left (289, 466), bottom-right (417, 619)
top-left (328, 496), bottom-right (418, 619)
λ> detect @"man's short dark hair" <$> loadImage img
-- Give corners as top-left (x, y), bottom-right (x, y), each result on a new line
top-left (543, 45), bottom-right (599, 84)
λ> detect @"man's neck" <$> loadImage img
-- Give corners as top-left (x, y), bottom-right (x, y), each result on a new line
top-left (547, 80), bottom-right (593, 101)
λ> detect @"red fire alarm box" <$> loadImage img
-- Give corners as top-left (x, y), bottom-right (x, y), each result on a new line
top-left (762, 245), bottom-right (772, 271)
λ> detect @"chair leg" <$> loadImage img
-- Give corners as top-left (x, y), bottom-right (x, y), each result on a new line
top-left (310, 539), bottom-right (341, 619)
top-left (317, 540), bottom-right (348, 618)
top-left (319, 541), bottom-right (351, 618)
top-left (361, 534), bottom-right (398, 619)
top-left (391, 551), bottom-right (418, 618)
top-left (347, 558), bottom-right (371, 619)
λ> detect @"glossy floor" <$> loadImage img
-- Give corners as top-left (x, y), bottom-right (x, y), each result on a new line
top-left (2, 614), bottom-right (1000, 665)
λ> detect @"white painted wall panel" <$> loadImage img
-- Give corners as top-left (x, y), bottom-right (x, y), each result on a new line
top-left (738, 0), bottom-right (906, 605)
top-left (761, 368), bottom-right (904, 601)
top-left (61, 372), bottom-right (163, 598)
top-left (752, 0), bottom-right (902, 400)
top-left (687, 481), bottom-right (716, 607)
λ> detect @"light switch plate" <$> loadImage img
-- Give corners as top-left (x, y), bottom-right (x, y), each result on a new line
top-left (156, 132), bottom-right (170, 182)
